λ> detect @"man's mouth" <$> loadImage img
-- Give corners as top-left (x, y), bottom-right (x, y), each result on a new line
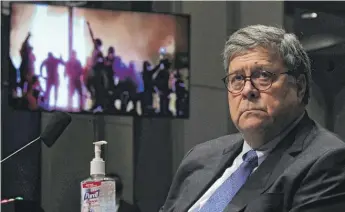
top-left (241, 109), bottom-right (265, 116)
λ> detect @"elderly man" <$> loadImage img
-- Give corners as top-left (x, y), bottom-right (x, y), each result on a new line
top-left (160, 25), bottom-right (345, 212)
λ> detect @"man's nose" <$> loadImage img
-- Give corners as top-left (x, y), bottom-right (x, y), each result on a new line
top-left (241, 80), bottom-right (259, 100)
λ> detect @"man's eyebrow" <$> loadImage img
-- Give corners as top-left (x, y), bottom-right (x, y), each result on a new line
top-left (229, 65), bottom-right (273, 74)
top-left (229, 68), bottom-right (244, 74)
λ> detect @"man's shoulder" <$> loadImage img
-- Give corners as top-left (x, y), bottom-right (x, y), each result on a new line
top-left (304, 125), bottom-right (345, 156)
top-left (172, 133), bottom-right (243, 186)
top-left (195, 133), bottom-right (242, 148)
top-left (290, 123), bottom-right (345, 173)
top-left (183, 133), bottom-right (242, 161)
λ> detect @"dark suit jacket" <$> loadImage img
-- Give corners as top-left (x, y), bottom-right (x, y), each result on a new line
top-left (160, 113), bottom-right (345, 212)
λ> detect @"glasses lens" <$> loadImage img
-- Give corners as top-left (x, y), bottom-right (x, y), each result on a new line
top-left (227, 74), bottom-right (244, 93)
top-left (251, 71), bottom-right (273, 90)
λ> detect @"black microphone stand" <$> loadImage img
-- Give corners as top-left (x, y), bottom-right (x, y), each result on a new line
top-left (0, 137), bottom-right (41, 164)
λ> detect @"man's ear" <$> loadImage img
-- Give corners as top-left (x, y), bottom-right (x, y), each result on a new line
top-left (296, 74), bottom-right (307, 102)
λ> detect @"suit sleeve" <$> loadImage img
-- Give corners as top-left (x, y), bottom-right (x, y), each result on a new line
top-left (159, 147), bottom-right (195, 212)
top-left (289, 147), bottom-right (345, 212)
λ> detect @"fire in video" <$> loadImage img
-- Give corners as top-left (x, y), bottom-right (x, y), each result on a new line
top-left (9, 3), bottom-right (190, 118)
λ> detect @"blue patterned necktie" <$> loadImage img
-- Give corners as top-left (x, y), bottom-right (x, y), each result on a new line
top-left (198, 150), bottom-right (258, 212)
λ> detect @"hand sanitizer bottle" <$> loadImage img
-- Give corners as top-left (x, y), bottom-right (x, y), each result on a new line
top-left (81, 141), bottom-right (116, 212)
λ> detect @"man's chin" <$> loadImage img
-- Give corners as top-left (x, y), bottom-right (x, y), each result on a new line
top-left (238, 118), bottom-right (269, 132)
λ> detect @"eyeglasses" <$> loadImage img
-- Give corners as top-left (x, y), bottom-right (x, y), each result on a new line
top-left (222, 70), bottom-right (295, 94)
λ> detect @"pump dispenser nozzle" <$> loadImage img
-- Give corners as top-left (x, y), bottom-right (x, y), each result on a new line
top-left (90, 141), bottom-right (107, 176)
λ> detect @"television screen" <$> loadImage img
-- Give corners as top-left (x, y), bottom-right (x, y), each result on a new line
top-left (8, 2), bottom-right (190, 118)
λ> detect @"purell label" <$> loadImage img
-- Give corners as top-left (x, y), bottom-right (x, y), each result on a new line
top-left (81, 181), bottom-right (116, 212)
top-left (84, 190), bottom-right (100, 200)
top-left (81, 181), bottom-right (102, 212)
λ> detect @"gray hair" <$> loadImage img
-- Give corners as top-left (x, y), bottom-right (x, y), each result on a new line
top-left (222, 24), bottom-right (312, 105)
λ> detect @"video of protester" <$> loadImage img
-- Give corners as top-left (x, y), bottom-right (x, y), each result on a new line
top-left (9, 3), bottom-right (190, 118)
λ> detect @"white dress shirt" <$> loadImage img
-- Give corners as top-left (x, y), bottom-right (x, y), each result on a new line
top-left (188, 113), bottom-right (305, 212)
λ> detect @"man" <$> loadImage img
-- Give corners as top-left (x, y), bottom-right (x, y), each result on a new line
top-left (19, 32), bottom-right (33, 90)
top-left (160, 25), bottom-right (345, 212)
top-left (141, 61), bottom-right (160, 115)
top-left (64, 50), bottom-right (83, 111)
top-left (40, 52), bottom-right (64, 108)
top-left (87, 21), bottom-right (106, 111)
top-left (154, 57), bottom-right (172, 116)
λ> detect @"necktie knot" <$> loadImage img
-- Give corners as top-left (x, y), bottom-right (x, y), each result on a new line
top-left (242, 150), bottom-right (258, 166)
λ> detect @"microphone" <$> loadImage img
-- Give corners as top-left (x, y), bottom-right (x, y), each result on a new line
top-left (40, 111), bottom-right (72, 147)
top-left (0, 111), bottom-right (72, 164)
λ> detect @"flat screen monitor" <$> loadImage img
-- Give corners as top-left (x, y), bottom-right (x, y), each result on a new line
top-left (8, 2), bottom-right (190, 118)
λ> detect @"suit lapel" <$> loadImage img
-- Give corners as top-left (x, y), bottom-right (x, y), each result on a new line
top-left (262, 116), bottom-right (315, 192)
top-left (178, 135), bottom-right (243, 212)
top-left (225, 113), bottom-right (315, 212)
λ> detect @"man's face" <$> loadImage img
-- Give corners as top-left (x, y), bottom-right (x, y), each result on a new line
top-left (228, 47), bottom-right (302, 135)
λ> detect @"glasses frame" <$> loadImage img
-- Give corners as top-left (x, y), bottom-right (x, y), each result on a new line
top-left (221, 70), bottom-right (296, 94)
